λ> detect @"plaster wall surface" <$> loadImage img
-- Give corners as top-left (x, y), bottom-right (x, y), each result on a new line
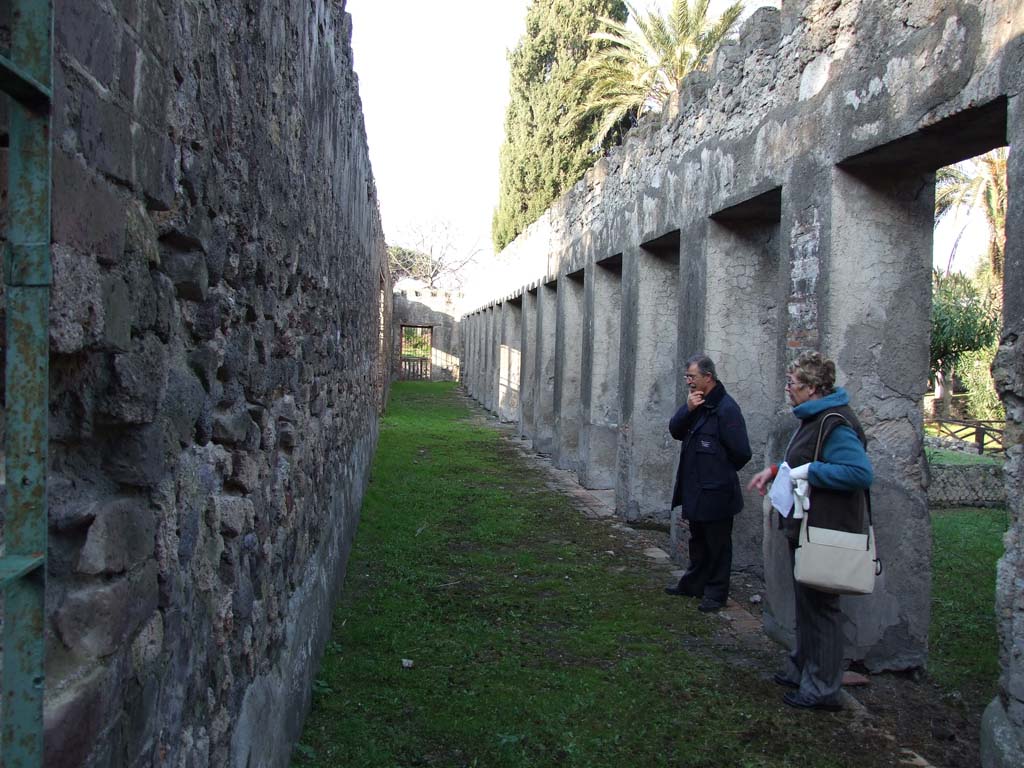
top-left (460, 7), bottom-right (1024, 750)
top-left (21, 1), bottom-right (390, 766)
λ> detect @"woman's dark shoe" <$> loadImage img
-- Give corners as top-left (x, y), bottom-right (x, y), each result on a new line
top-left (772, 672), bottom-right (799, 689)
top-left (664, 583), bottom-right (700, 597)
top-left (697, 597), bottom-right (724, 613)
top-left (782, 691), bottom-right (842, 712)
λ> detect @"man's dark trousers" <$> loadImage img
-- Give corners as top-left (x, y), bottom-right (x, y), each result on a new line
top-left (677, 517), bottom-right (733, 604)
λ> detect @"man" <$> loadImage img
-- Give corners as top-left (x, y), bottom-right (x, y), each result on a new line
top-left (664, 354), bottom-right (751, 612)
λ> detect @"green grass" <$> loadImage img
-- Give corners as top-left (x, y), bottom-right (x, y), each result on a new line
top-left (929, 506), bottom-right (1009, 709)
top-left (292, 382), bottom-right (922, 767)
top-left (925, 447), bottom-right (1002, 466)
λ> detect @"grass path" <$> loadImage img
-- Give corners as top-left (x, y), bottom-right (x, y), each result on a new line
top-left (292, 382), bottom-right (982, 768)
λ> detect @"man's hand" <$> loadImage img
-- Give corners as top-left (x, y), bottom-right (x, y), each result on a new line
top-left (686, 390), bottom-right (705, 411)
top-left (748, 467), bottom-right (773, 495)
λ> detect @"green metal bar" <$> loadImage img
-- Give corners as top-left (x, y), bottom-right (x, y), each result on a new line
top-left (0, 554), bottom-right (45, 587)
top-left (0, 53), bottom-right (51, 112)
top-left (2, 0), bottom-right (52, 765)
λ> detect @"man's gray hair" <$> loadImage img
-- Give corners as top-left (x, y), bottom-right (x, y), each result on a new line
top-left (686, 353), bottom-right (717, 381)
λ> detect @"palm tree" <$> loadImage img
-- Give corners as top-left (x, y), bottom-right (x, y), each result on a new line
top-left (572, 0), bottom-right (743, 148)
top-left (935, 148), bottom-right (1007, 281)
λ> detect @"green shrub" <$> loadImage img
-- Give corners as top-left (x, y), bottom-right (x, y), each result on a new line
top-left (960, 341), bottom-right (1004, 421)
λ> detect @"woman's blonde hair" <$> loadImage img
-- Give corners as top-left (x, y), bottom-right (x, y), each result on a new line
top-left (788, 351), bottom-right (836, 393)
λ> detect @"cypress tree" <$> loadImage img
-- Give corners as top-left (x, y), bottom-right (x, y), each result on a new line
top-left (493, 0), bottom-right (627, 252)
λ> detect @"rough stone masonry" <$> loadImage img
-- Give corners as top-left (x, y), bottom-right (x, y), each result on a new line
top-left (0, 1), bottom-right (389, 766)
top-left (461, 2), bottom-right (1023, 765)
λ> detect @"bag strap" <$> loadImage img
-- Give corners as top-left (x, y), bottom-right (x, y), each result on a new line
top-left (808, 412), bottom-right (874, 529)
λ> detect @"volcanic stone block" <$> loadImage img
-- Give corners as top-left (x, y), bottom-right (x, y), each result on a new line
top-left (189, 344), bottom-right (221, 392)
top-left (50, 244), bottom-right (105, 354)
top-left (213, 406), bottom-right (257, 447)
top-left (80, 88), bottom-right (133, 184)
top-left (228, 452), bottom-right (260, 493)
top-left (77, 497), bottom-right (156, 575)
top-left (56, 0), bottom-right (117, 86)
top-left (52, 150), bottom-right (127, 265)
top-left (162, 366), bottom-right (207, 446)
top-left (102, 274), bottom-right (133, 352)
top-left (55, 560), bottom-right (158, 658)
top-left (102, 422), bottom-right (170, 487)
top-left (124, 201), bottom-right (161, 267)
top-left (134, 124), bottom-right (175, 210)
top-left (213, 495), bottom-right (255, 538)
top-left (161, 249), bottom-right (209, 302)
top-left (99, 334), bottom-right (168, 424)
top-left (44, 667), bottom-right (107, 768)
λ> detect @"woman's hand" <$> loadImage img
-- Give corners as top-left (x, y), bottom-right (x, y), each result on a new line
top-left (748, 467), bottom-right (774, 495)
top-left (789, 463), bottom-right (810, 480)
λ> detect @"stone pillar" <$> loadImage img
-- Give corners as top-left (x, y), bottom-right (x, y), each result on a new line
top-left (668, 223), bottom-right (708, 564)
top-left (983, 92), bottom-right (1024, 768)
top-left (617, 237), bottom-right (680, 523)
top-left (468, 312), bottom-right (479, 401)
top-left (499, 299), bottom-right (523, 423)
top-left (520, 288), bottom-right (538, 439)
top-left (811, 164), bottom-right (932, 671)
top-left (470, 313), bottom-right (480, 399)
top-left (554, 271), bottom-right (585, 471)
top-left (579, 255), bottom-right (622, 489)
top-left (533, 281), bottom-right (558, 454)
top-left (485, 305), bottom-right (498, 413)
top-left (691, 204), bottom-right (784, 573)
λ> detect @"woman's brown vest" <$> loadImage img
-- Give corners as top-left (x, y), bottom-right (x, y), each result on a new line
top-left (779, 404), bottom-right (868, 543)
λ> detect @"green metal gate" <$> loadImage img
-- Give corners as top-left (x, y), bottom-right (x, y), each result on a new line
top-left (0, 0), bottom-right (53, 764)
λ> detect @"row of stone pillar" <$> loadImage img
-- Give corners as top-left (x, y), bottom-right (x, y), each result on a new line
top-left (462, 168), bottom-right (975, 669)
top-left (461, 95), bottom-right (1023, 768)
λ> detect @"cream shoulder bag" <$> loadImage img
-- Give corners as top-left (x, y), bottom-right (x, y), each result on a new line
top-left (793, 414), bottom-right (881, 595)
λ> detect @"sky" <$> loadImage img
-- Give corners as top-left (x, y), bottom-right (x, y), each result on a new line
top-left (346, 0), bottom-right (530, 265)
top-left (346, 0), bottom-right (985, 281)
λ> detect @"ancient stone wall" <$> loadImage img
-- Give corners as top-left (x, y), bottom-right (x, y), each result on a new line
top-left (927, 463), bottom-right (1006, 507)
top-left (462, 2), bottom-right (1022, 763)
top-left (392, 286), bottom-right (461, 381)
top-left (1, 1), bottom-right (389, 765)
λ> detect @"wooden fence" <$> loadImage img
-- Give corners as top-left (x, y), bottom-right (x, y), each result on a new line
top-left (924, 418), bottom-right (1005, 455)
top-left (400, 357), bottom-right (430, 381)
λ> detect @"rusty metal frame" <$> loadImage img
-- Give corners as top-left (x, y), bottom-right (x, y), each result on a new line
top-left (1, 0), bottom-right (52, 764)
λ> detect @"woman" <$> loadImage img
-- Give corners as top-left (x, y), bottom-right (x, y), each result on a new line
top-left (748, 351), bottom-right (873, 711)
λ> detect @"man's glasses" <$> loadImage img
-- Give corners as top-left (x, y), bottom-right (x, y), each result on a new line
top-left (785, 380), bottom-right (806, 390)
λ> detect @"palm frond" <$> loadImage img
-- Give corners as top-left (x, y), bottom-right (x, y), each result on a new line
top-left (572, 0), bottom-right (742, 148)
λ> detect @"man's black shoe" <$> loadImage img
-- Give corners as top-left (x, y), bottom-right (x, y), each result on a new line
top-left (772, 672), bottom-right (799, 689)
top-left (697, 597), bottom-right (724, 613)
top-left (782, 691), bottom-right (842, 712)
top-left (664, 584), bottom-right (699, 597)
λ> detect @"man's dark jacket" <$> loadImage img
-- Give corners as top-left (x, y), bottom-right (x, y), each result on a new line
top-left (669, 382), bottom-right (752, 521)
